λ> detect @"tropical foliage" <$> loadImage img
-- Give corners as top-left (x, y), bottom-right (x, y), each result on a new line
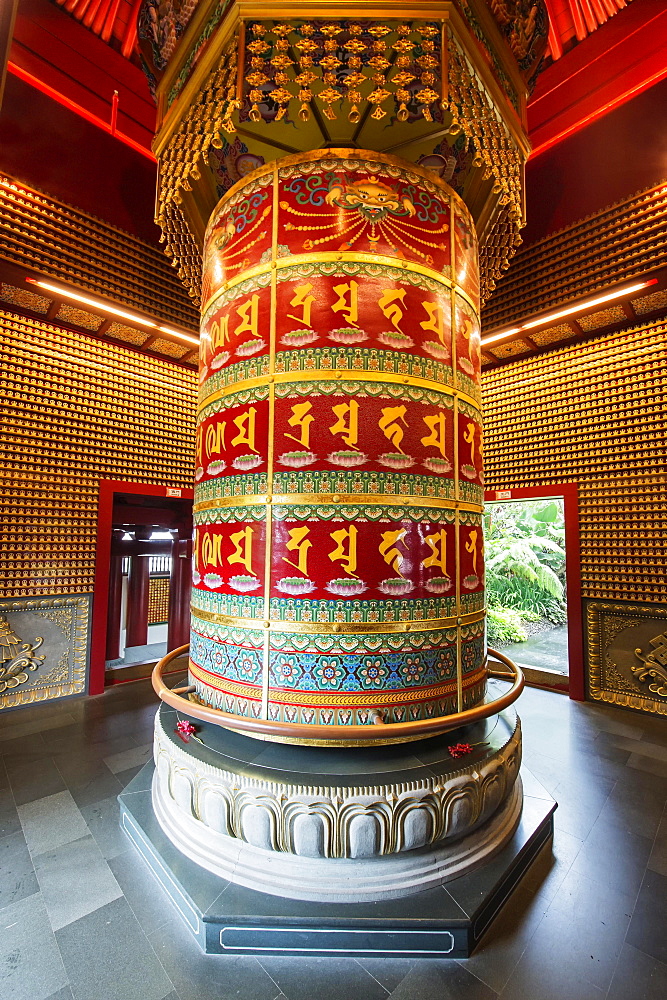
top-left (484, 500), bottom-right (567, 642)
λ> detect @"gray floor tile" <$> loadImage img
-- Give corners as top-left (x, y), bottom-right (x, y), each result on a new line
top-left (149, 917), bottom-right (281, 1000)
top-left (460, 883), bottom-right (549, 994)
top-left (0, 838), bottom-right (38, 908)
top-left (387, 961), bottom-right (498, 999)
top-left (626, 753), bottom-right (667, 778)
top-left (80, 796), bottom-right (127, 860)
top-left (33, 834), bottom-right (122, 931)
top-left (0, 787), bottom-right (21, 839)
top-left (116, 764), bottom-right (148, 788)
top-left (625, 869), bottom-right (667, 965)
top-left (44, 988), bottom-right (74, 1000)
top-left (258, 956), bottom-right (390, 1000)
top-left (356, 957), bottom-right (416, 992)
top-left (8, 757), bottom-right (67, 807)
top-left (56, 896), bottom-right (173, 1000)
top-left (0, 893), bottom-right (69, 1000)
top-left (18, 790), bottom-right (88, 856)
top-left (607, 942), bottom-right (667, 1000)
top-left (0, 713), bottom-right (77, 742)
top-left (648, 813), bottom-right (667, 877)
top-left (527, 867), bottom-right (634, 992)
top-left (571, 815), bottom-right (653, 896)
top-left (104, 743), bottom-right (152, 774)
top-left (108, 847), bottom-right (179, 931)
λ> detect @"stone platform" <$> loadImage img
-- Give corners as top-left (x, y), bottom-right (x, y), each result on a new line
top-left (118, 697), bottom-right (555, 956)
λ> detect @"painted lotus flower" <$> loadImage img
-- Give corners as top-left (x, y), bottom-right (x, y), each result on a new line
top-left (313, 658), bottom-right (346, 689)
top-left (276, 577), bottom-right (316, 595)
top-left (326, 578), bottom-right (367, 596)
top-left (210, 352), bottom-right (231, 370)
top-left (425, 576), bottom-right (453, 594)
top-left (401, 656), bottom-right (425, 682)
top-left (458, 356), bottom-right (475, 377)
top-left (423, 456), bottom-right (452, 474)
top-left (232, 454), bottom-right (263, 471)
top-left (281, 329), bottom-right (319, 347)
top-left (329, 327), bottom-right (368, 344)
top-left (377, 330), bottom-right (414, 349)
top-left (203, 573), bottom-right (224, 589)
top-left (326, 450), bottom-right (367, 468)
top-left (378, 578), bottom-right (414, 596)
top-left (236, 338), bottom-right (266, 357)
top-left (422, 340), bottom-right (450, 360)
top-left (358, 657), bottom-right (389, 689)
top-left (278, 450), bottom-right (317, 468)
top-left (377, 453), bottom-right (414, 470)
top-left (192, 570), bottom-right (201, 586)
top-left (198, 366), bottom-right (209, 383)
top-left (460, 464), bottom-right (478, 480)
top-left (462, 574), bottom-right (480, 590)
top-left (194, 466), bottom-right (204, 481)
top-left (206, 460), bottom-right (226, 476)
top-left (228, 575), bottom-right (261, 592)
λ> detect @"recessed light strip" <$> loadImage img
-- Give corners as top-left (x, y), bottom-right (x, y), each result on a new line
top-left (481, 279), bottom-right (658, 347)
top-left (25, 278), bottom-right (200, 346)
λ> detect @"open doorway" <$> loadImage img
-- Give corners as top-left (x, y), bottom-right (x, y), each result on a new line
top-left (484, 484), bottom-right (584, 699)
top-left (90, 481), bottom-right (194, 694)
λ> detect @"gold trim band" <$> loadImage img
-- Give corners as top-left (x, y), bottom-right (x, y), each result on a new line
top-left (198, 371), bottom-right (480, 413)
top-left (193, 494), bottom-right (482, 513)
top-left (201, 250), bottom-right (479, 317)
top-left (190, 607), bottom-right (485, 632)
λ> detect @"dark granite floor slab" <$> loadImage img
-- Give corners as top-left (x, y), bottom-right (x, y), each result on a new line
top-left (2, 678), bottom-right (666, 999)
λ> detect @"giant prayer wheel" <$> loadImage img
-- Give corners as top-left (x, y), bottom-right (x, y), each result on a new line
top-left (190, 149), bottom-right (485, 744)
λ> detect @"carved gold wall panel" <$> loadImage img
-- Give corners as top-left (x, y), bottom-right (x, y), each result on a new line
top-left (0, 596), bottom-right (90, 710)
top-left (587, 602), bottom-right (667, 717)
top-left (0, 311), bottom-right (197, 601)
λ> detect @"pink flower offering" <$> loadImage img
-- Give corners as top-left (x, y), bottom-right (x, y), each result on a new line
top-left (448, 742), bottom-right (473, 758)
top-left (176, 720), bottom-right (197, 742)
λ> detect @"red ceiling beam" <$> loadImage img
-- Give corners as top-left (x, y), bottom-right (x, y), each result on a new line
top-left (529, 0), bottom-right (667, 156)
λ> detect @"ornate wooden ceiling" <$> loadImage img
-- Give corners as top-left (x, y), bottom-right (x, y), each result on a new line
top-left (53, 0), bottom-right (633, 63)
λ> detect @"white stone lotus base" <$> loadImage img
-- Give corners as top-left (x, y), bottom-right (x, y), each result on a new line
top-left (152, 762), bottom-right (523, 903)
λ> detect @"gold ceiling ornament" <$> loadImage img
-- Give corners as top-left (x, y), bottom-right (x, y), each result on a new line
top-left (152, 3), bottom-right (535, 306)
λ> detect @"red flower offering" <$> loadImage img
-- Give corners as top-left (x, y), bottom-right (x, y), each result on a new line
top-left (448, 742), bottom-right (474, 758)
top-left (175, 720), bottom-right (197, 743)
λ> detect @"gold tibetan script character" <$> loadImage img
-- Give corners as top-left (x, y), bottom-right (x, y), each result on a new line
top-left (235, 295), bottom-right (260, 338)
top-left (329, 526), bottom-right (358, 577)
top-left (283, 526), bottom-right (311, 575)
top-left (330, 400), bottom-right (360, 449)
top-left (232, 407), bottom-right (258, 452)
top-left (421, 413), bottom-right (447, 457)
top-left (422, 529), bottom-right (448, 575)
top-left (463, 422), bottom-right (476, 464)
top-left (228, 527), bottom-right (254, 574)
top-left (420, 301), bottom-right (447, 345)
top-left (205, 421), bottom-right (226, 458)
top-left (287, 283), bottom-right (316, 327)
top-left (379, 528), bottom-right (407, 578)
top-left (331, 281), bottom-right (359, 327)
top-left (378, 288), bottom-right (406, 331)
top-left (201, 532), bottom-right (224, 568)
top-left (465, 529), bottom-right (479, 574)
top-left (284, 402), bottom-right (314, 449)
top-left (379, 405), bottom-right (407, 453)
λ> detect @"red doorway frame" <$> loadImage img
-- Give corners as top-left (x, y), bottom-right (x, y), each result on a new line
top-left (484, 483), bottom-right (584, 701)
top-left (89, 480), bottom-right (194, 695)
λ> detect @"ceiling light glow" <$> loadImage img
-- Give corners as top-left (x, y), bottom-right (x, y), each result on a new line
top-left (481, 279), bottom-right (657, 346)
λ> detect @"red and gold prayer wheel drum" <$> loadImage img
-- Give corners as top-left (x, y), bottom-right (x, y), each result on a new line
top-left (191, 149), bottom-right (485, 745)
